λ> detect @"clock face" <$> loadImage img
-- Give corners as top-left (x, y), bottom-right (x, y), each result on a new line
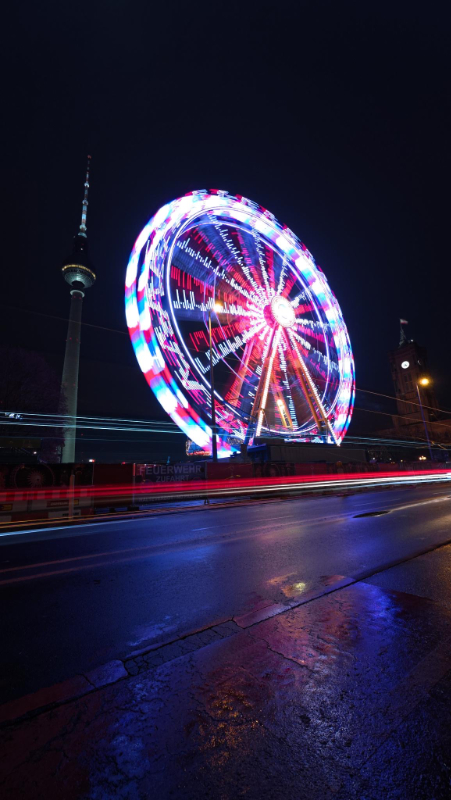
top-left (401, 361), bottom-right (410, 369)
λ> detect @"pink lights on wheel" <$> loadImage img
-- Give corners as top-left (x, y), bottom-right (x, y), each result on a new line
top-left (125, 190), bottom-right (355, 454)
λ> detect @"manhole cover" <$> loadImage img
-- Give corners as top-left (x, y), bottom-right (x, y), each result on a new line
top-left (353, 511), bottom-right (389, 518)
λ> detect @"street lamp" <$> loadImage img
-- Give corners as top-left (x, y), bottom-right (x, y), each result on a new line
top-left (416, 377), bottom-right (433, 461)
top-left (208, 301), bottom-right (223, 462)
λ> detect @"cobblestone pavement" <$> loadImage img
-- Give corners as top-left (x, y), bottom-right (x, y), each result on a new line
top-left (1, 577), bottom-right (451, 799)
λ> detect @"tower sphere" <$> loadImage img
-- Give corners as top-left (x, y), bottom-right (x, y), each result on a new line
top-left (62, 234), bottom-right (96, 290)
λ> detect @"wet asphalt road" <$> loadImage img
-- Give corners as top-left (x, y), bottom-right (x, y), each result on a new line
top-left (1, 482), bottom-right (451, 704)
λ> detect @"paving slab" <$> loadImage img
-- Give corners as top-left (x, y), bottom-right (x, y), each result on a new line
top-left (365, 540), bottom-right (451, 610)
top-left (1, 581), bottom-right (451, 799)
top-left (335, 671), bottom-right (451, 799)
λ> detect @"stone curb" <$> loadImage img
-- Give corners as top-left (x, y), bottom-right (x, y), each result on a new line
top-left (0, 621), bottom-right (241, 729)
top-left (0, 575), bottom-right (354, 729)
top-left (0, 496), bottom-right (262, 534)
top-left (123, 620), bottom-right (242, 677)
top-left (0, 675), bottom-right (94, 727)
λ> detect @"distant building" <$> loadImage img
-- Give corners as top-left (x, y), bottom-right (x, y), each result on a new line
top-left (385, 323), bottom-right (451, 445)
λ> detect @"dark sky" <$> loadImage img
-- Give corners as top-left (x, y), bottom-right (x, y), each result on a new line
top-left (2, 1), bottom-right (451, 455)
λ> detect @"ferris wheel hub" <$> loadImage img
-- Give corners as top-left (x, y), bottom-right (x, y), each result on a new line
top-left (269, 295), bottom-right (296, 328)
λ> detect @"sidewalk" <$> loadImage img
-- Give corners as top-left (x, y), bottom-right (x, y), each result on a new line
top-left (1, 574), bottom-right (451, 799)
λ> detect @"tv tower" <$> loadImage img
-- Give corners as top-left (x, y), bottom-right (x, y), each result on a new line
top-left (60, 156), bottom-right (96, 463)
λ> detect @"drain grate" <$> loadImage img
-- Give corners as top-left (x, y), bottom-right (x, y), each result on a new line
top-left (354, 510), bottom-right (389, 518)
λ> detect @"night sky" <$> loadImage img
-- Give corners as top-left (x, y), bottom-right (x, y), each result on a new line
top-left (2, 1), bottom-right (451, 458)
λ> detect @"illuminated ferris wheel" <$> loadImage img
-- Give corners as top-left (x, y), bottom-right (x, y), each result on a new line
top-left (125, 190), bottom-right (355, 458)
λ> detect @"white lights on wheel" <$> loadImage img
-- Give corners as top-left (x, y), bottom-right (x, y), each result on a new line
top-left (125, 190), bottom-right (355, 455)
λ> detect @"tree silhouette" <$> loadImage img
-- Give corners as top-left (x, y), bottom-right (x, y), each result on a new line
top-left (0, 346), bottom-right (64, 461)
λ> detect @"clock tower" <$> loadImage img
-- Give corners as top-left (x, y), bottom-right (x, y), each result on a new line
top-left (388, 323), bottom-right (438, 433)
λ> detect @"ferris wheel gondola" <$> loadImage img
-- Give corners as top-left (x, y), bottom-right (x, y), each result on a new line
top-left (125, 190), bottom-right (355, 457)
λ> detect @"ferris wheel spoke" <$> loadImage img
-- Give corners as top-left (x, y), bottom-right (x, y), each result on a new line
top-left (287, 330), bottom-right (338, 444)
top-left (172, 302), bottom-right (259, 329)
top-left (189, 222), bottom-right (240, 273)
top-left (291, 328), bottom-right (320, 354)
top-left (234, 230), bottom-right (269, 303)
top-left (217, 270), bottom-right (262, 306)
top-left (187, 318), bottom-right (241, 353)
top-left (250, 231), bottom-right (273, 296)
top-left (290, 289), bottom-right (313, 311)
top-left (225, 337), bottom-right (257, 408)
top-left (280, 268), bottom-right (298, 300)
top-left (290, 328), bottom-right (333, 378)
top-left (276, 256), bottom-right (290, 296)
top-left (189, 317), bottom-right (266, 380)
top-left (173, 241), bottom-right (257, 308)
top-left (293, 320), bottom-right (330, 350)
top-left (244, 229), bottom-right (275, 300)
top-left (290, 328), bottom-right (340, 399)
top-left (197, 223), bottom-right (265, 302)
top-left (172, 305), bottom-right (209, 322)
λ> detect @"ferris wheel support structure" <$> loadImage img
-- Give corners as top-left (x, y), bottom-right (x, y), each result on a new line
top-left (288, 330), bottom-right (338, 445)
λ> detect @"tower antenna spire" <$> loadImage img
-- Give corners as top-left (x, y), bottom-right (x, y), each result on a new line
top-left (79, 155), bottom-right (91, 237)
top-left (399, 318), bottom-right (408, 346)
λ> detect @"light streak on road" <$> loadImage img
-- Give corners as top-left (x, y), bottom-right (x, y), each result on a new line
top-left (0, 470), bottom-right (449, 538)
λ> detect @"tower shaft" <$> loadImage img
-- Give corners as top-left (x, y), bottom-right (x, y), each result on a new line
top-left (60, 155), bottom-right (96, 464)
top-left (60, 290), bottom-right (84, 462)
